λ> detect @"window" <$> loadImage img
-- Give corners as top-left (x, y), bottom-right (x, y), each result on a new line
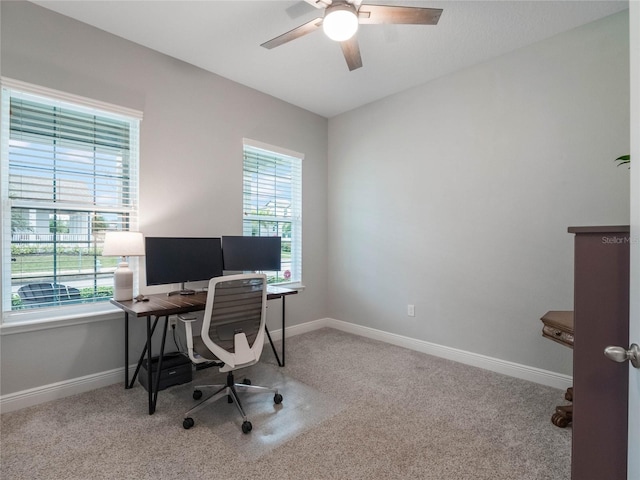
top-left (242, 139), bottom-right (302, 284)
top-left (1, 79), bottom-right (141, 321)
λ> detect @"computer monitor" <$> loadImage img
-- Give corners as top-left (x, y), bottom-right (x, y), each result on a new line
top-left (145, 237), bottom-right (223, 295)
top-left (222, 236), bottom-right (282, 272)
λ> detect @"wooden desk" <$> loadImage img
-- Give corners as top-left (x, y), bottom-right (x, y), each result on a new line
top-left (111, 286), bottom-right (297, 414)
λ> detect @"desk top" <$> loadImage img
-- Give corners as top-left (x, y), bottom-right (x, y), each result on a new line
top-left (110, 291), bottom-right (207, 317)
top-left (110, 286), bottom-right (297, 318)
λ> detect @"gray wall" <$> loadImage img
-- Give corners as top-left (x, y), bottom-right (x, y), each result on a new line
top-left (0, 1), bottom-right (328, 395)
top-left (327, 11), bottom-right (630, 376)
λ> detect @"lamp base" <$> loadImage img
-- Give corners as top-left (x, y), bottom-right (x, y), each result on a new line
top-left (113, 261), bottom-right (134, 301)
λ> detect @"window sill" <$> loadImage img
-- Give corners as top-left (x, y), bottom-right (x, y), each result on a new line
top-left (1, 303), bottom-right (123, 335)
top-left (274, 282), bottom-right (305, 291)
top-left (0, 284), bottom-right (305, 336)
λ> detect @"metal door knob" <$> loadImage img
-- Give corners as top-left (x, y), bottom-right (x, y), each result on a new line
top-left (604, 343), bottom-right (640, 369)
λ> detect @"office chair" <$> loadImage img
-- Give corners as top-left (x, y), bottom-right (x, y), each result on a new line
top-left (179, 273), bottom-right (283, 433)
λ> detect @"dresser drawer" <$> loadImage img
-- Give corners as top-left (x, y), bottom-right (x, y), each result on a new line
top-left (541, 310), bottom-right (574, 348)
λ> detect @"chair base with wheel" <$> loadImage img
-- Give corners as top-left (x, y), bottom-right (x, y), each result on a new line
top-left (182, 368), bottom-right (283, 433)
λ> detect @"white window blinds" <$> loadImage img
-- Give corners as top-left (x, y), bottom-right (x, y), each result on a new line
top-left (242, 139), bottom-right (302, 284)
top-left (1, 80), bottom-right (141, 319)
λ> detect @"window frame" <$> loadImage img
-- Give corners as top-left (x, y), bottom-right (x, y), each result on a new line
top-left (1, 78), bottom-right (142, 326)
top-left (242, 138), bottom-right (303, 286)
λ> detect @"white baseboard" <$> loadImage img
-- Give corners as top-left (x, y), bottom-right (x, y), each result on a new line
top-left (0, 366), bottom-right (136, 414)
top-left (267, 317), bottom-right (328, 341)
top-left (323, 318), bottom-right (573, 391)
top-left (0, 317), bottom-right (571, 413)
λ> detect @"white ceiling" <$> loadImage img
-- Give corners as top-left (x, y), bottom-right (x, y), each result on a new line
top-left (31, 0), bottom-right (628, 118)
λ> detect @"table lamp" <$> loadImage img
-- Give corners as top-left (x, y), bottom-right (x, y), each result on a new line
top-left (103, 231), bottom-right (145, 301)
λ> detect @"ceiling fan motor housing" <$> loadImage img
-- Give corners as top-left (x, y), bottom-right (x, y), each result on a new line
top-left (323, 1), bottom-right (359, 42)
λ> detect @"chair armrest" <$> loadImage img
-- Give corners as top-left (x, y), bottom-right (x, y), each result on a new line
top-left (177, 314), bottom-right (207, 365)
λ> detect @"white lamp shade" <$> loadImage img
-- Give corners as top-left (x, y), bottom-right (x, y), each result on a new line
top-left (323, 4), bottom-right (359, 42)
top-left (103, 231), bottom-right (145, 257)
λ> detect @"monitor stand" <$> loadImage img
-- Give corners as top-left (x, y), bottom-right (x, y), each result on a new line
top-left (167, 282), bottom-right (196, 296)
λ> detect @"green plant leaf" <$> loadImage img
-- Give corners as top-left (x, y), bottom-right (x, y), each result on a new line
top-left (615, 154), bottom-right (630, 167)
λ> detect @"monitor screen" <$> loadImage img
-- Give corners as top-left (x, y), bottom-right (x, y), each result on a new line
top-left (222, 236), bottom-right (282, 272)
top-left (145, 237), bottom-right (223, 287)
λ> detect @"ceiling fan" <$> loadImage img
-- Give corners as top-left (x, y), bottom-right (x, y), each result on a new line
top-left (261, 0), bottom-right (443, 71)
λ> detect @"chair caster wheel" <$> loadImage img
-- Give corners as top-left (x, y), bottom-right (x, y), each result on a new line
top-left (242, 421), bottom-right (252, 434)
top-left (274, 393), bottom-right (283, 404)
top-left (242, 378), bottom-right (252, 385)
top-left (193, 390), bottom-right (202, 400)
top-left (183, 417), bottom-right (195, 429)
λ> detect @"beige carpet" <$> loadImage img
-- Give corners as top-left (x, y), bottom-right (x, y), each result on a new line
top-left (1, 328), bottom-right (571, 479)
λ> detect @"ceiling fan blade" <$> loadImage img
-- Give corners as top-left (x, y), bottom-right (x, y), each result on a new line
top-left (358, 5), bottom-right (443, 25)
top-left (303, 0), bottom-right (332, 8)
top-left (261, 17), bottom-right (323, 49)
top-left (285, 1), bottom-right (317, 19)
top-left (340, 36), bottom-right (363, 71)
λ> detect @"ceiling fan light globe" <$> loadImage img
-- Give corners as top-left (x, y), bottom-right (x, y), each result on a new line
top-left (323, 6), bottom-right (358, 42)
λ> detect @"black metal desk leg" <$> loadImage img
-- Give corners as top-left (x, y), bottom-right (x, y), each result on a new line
top-left (265, 325), bottom-right (283, 367)
top-left (124, 312), bottom-right (130, 389)
top-left (146, 316), bottom-right (153, 415)
top-left (129, 317), bottom-right (160, 389)
top-left (281, 296), bottom-right (286, 366)
top-left (265, 294), bottom-right (287, 367)
top-left (152, 316), bottom-right (169, 413)
top-left (127, 315), bottom-right (163, 414)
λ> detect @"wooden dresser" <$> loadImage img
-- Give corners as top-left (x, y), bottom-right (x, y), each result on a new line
top-left (540, 310), bottom-right (574, 427)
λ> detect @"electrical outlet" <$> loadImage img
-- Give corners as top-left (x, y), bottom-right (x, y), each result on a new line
top-left (407, 304), bottom-right (415, 317)
top-left (169, 317), bottom-right (177, 328)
